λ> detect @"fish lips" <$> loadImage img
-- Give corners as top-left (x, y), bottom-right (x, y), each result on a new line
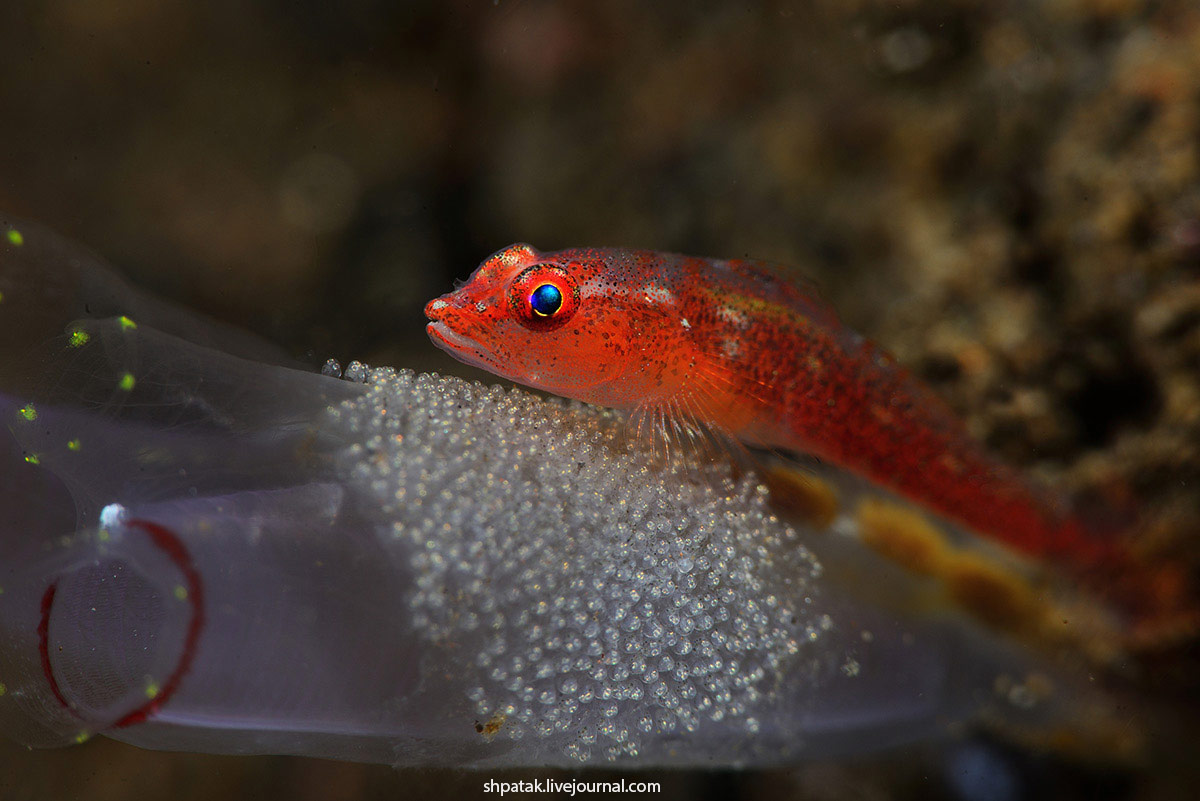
top-left (424, 304), bottom-right (512, 375)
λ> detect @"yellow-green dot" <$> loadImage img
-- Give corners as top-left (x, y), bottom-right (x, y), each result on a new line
top-left (118, 372), bottom-right (136, 391)
top-left (68, 330), bottom-right (91, 348)
top-left (97, 528), bottom-right (110, 542)
top-left (0, 682), bottom-right (6, 696)
top-left (145, 680), bottom-right (160, 699)
top-left (6, 229), bottom-right (23, 247)
top-left (173, 585), bottom-right (188, 601)
top-left (67, 438), bottom-right (82, 451)
top-left (24, 454), bottom-right (39, 465)
top-left (0, 290), bottom-right (5, 303)
top-left (118, 315), bottom-right (137, 331)
top-left (18, 404), bottom-right (36, 422)
top-left (73, 731), bottom-right (90, 744)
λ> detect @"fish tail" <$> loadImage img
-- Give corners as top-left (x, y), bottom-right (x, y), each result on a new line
top-left (1052, 492), bottom-right (1198, 640)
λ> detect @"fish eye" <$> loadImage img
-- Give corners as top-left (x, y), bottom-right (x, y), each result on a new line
top-left (530, 283), bottom-right (563, 317)
top-left (509, 264), bottom-right (578, 332)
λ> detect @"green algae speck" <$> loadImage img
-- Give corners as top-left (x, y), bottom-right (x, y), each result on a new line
top-left (118, 315), bottom-right (137, 331)
top-left (17, 404), bottom-right (36, 422)
top-left (24, 454), bottom-right (40, 465)
top-left (174, 585), bottom-right (188, 601)
top-left (119, 372), bottom-right (136, 391)
top-left (68, 330), bottom-right (91, 347)
top-left (67, 438), bottom-right (82, 451)
top-left (5, 229), bottom-right (22, 246)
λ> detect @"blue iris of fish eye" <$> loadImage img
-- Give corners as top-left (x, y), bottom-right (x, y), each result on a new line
top-left (530, 283), bottom-right (563, 316)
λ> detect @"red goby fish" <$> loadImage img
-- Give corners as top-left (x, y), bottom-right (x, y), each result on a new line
top-left (424, 244), bottom-right (1128, 580)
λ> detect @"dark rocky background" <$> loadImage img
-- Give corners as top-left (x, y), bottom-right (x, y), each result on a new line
top-left (1, 0), bottom-right (1197, 798)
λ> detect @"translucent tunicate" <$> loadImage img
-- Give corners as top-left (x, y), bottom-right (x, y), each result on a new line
top-left (0, 217), bottom-right (1132, 767)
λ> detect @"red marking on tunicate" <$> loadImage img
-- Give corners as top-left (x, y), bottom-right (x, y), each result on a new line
top-left (110, 519), bottom-right (205, 728)
top-left (36, 519), bottom-right (206, 729)
top-left (37, 582), bottom-right (79, 717)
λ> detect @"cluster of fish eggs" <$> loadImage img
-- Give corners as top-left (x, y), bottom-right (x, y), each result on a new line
top-left (328, 368), bottom-right (823, 762)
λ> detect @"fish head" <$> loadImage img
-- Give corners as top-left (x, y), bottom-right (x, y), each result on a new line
top-left (425, 244), bottom-right (640, 405)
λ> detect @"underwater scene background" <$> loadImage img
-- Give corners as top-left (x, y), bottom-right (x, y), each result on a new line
top-left (1, 0), bottom-right (1198, 799)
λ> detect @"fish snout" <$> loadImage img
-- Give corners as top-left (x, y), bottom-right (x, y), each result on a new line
top-left (423, 295), bottom-right (456, 322)
top-left (426, 289), bottom-right (508, 324)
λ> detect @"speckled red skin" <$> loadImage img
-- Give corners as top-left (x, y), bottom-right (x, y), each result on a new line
top-left (426, 244), bottom-right (1111, 571)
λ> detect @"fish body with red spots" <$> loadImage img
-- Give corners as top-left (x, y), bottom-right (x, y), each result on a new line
top-left (425, 244), bottom-right (1113, 575)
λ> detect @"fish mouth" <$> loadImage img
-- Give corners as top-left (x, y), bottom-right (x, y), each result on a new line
top-left (425, 320), bottom-right (510, 375)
